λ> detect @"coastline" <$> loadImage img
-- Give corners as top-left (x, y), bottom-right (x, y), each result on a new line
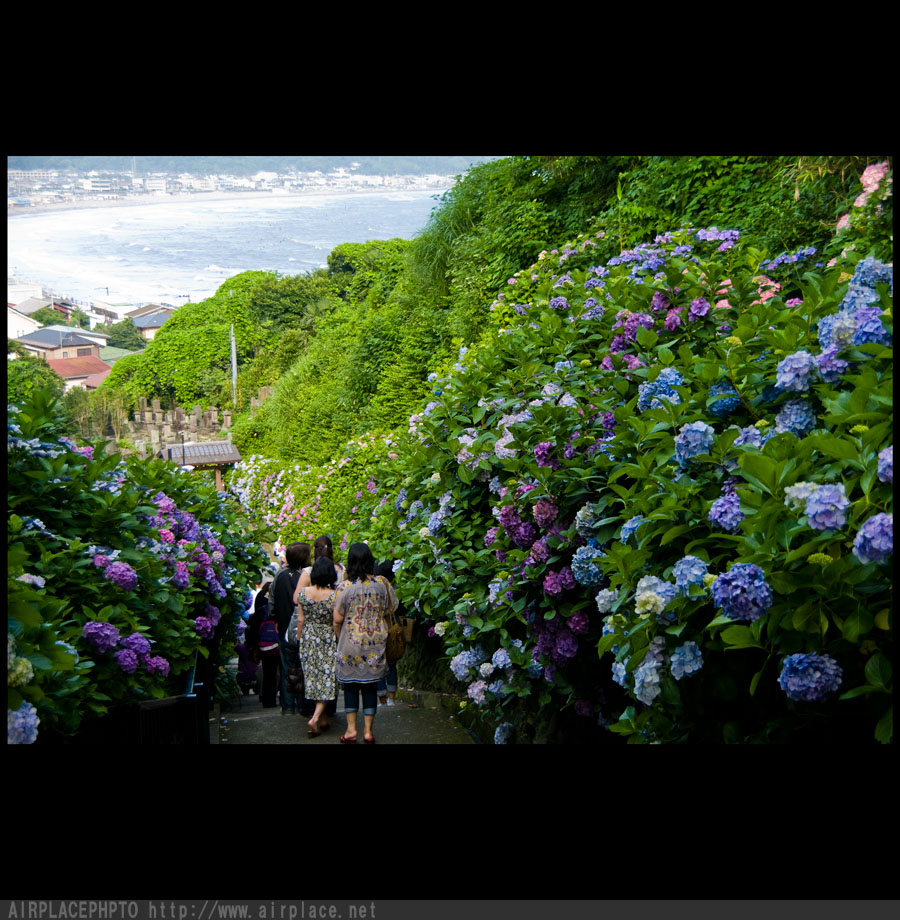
top-left (8, 186), bottom-right (450, 217)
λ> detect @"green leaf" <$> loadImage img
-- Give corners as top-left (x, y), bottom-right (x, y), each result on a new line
top-left (841, 609), bottom-right (873, 643)
top-left (721, 625), bottom-right (763, 649)
top-left (874, 706), bottom-right (892, 744)
top-left (865, 653), bottom-right (892, 690)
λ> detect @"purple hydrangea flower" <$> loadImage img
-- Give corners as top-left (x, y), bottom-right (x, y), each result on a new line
top-left (82, 621), bottom-right (121, 653)
top-left (664, 308), bottom-right (684, 331)
top-left (534, 441), bottom-right (559, 470)
top-left (877, 445), bottom-right (892, 483)
top-left (670, 641), bottom-right (703, 680)
top-left (484, 527), bottom-right (498, 548)
top-left (816, 346), bottom-right (849, 384)
top-left (119, 633), bottom-right (152, 657)
top-left (711, 563), bottom-right (773, 622)
top-left (709, 491), bottom-right (744, 533)
top-left (776, 351), bottom-right (818, 392)
top-left (650, 291), bottom-right (671, 313)
top-left (171, 562), bottom-right (190, 590)
top-left (114, 648), bottom-right (139, 673)
top-left (804, 483), bottom-right (850, 531)
top-left (688, 297), bottom-right (710, 321)
top-left (675, 421), bottom-right (716, 466)
top-left (533, 496), bottom-right (559, 529)
top-left (852, 513), bottom-right (892, 564)
top-left (778, 652), bottom-right (843, 702)
top-left (775, 399), bottom-right (817, 437)
top-left (527, 535), bottom-right (551, 564)
top-left (568, 610), bottom-right (590, 635)
top-left (549, 296), bottom-right (570, 311)
top-left (104, 561), bottom-right (138, 591)
top-left (145, 656), bottom-right (170, 677)
top-left (194, 616), bottom-right (214, 639)
top-left (543, 566), bottom-right (575, 596)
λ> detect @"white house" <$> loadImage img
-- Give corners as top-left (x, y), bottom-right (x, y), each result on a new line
top-left (7, 305), bottom-right (42, 340)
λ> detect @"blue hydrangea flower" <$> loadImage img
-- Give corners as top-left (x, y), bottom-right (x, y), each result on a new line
top-left (778, 652), bottom-right (842, 702)
top-left (775, 399), bottom-right (816, 437)
top-left (7, 700), bottom-right (40, 744)
top-left (709, 491), bottom-right (744, 533)
top-left (851, 256), bottom-right (892, 289)
top-left (852, 305), bottom-right (891, 346)
top-left (494, 722), bottom-right (514, 744)
top-left (571, 545), bottom-right (604, 586)
top-left (549, 296), bottom-right (570, 311)
top-left (634, 637), bottom-right (667, 705)
top-left (673, 555), bottom-right (709, 595)
top-left (776, 350), bottom-right (818, 392)
top-left (595, 588), bottom-right (617, 613)
top-left (670, 641), bottom-right (704, 680)
top-left (635, 575), bottom-right (677, 619)
top-left (783, 482), bottom-right (820, 514)
top-left (712, 563), bottom-right (773, 621)
top-left (852, 512), bottom-right (892, 564)
top-left (804, 483), bottom-right (850, 531)
top-left (575, 502), bottom-right (600, 539)
top-left (675, 421), bottom-right (716, 467)
top-left (877, 445), bottom-right (892, 483)
top-left (492, 647), bottom-right (512, 670)
top-left (708, 381), bottom-right (742, 417)
top-left (620, 514), bottom-right (648, 543)
top-left (638, 367), bottom-right (684, 412)
top-left (611, 661), bottom-right (628, 687)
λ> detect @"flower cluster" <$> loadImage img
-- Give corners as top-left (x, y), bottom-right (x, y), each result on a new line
top-left (804, 483), bottom-right (850, 532)
top-left (571, 546), bottom-right (604, 586)
top-left (543, 566), bottom-right (576, 596)
top-left (712, 563), bottom-right (773, 621)
top-left (673, 555), bottom-right (708, 595)
top-left (638, 367), bottom-right (683, 413)
top-left (778, 653), bottom-right (842, 702)
top-left (776, 350), bottom-right (818, 392)
top-left (675, 421), bottom-right (716, 466)
top-left (708, 489), bottom-right (744, 534)
top-left (81, 623), bottom-right (170, 677)
top-left (774, 399), bottom-right (817, 437)
top-left (634, 576), bottom-right (677, 621)
top-left (670, 642), bottom-right (704, 680)
top-left (877, 445), bottom-right (892, 483)
top-left (852, 513), bottom-right (892, 564)
top-left (634, 637), bottom-right (668, 705)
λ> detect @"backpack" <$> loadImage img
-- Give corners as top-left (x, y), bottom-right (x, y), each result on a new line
top-left (257, 614), bottom-right (281, 656)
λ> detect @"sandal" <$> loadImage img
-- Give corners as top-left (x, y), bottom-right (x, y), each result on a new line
top-left (339, 734), bottom-right (357, 744)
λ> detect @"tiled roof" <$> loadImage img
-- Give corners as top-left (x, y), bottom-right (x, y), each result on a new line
top-left (132, 311), bottom-right (173, 329)
top-left (17, 328), bottom-right (98, 348)
top-left (45, 356), bottom-right (112, 378)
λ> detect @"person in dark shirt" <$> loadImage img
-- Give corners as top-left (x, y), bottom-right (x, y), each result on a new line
top-left (272, 542), bottom-right (310, 714)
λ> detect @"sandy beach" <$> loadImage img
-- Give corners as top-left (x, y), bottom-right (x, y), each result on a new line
top-left (8, 186), bottom-right (450, 217)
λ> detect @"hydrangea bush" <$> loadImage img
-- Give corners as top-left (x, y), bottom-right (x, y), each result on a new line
top-left (351, 215), bottom-right (892, 744)
top-left (8, 391), bottom-right (269, 743)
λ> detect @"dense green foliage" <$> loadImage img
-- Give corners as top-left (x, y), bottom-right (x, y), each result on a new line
top-left (105, 317), bottom-right (145, 351)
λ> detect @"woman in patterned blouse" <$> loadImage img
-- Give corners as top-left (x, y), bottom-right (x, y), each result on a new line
top-left (333, 542), bottom-right (398, 744)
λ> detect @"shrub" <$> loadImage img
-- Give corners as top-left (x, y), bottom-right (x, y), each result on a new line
top-left (8, 390), bottom-right (269, 742)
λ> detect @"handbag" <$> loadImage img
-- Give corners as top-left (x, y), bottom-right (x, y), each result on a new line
top-left (285, 667), bottom-right (304, 695)
top-left (385, 608), bottom-right (407, 662)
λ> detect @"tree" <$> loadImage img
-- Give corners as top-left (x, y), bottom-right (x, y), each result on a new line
top-left (105, 317), bottom-right (145, 351)
top-left (7, 354), bottom-right (65, 405)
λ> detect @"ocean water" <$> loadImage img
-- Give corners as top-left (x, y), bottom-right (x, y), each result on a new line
top-left (7, 190), bottom-right (444, 307)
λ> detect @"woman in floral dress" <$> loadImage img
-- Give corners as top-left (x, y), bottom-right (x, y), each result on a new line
top-left (333, 542), bottom-right (398, 744)
top-left (295, 557), bottom-right (339, 737)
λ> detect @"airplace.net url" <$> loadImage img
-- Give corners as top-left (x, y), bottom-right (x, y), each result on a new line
top-left (6, 904), bottom-right (379, 920)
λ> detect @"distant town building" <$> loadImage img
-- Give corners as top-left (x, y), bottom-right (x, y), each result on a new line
top-left (7, 305), bottom-right (42, 340)
top-left (45, 355), bottom-right (112, 391)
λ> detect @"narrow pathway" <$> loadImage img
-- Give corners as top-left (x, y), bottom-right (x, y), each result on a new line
top-left (214, 687), bottom-right (476, 744)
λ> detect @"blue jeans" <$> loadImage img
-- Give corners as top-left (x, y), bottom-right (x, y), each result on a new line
top-left (343, 682), bottom-right (378, 716)
top-left (377, 660), bottom-right (398, 694)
